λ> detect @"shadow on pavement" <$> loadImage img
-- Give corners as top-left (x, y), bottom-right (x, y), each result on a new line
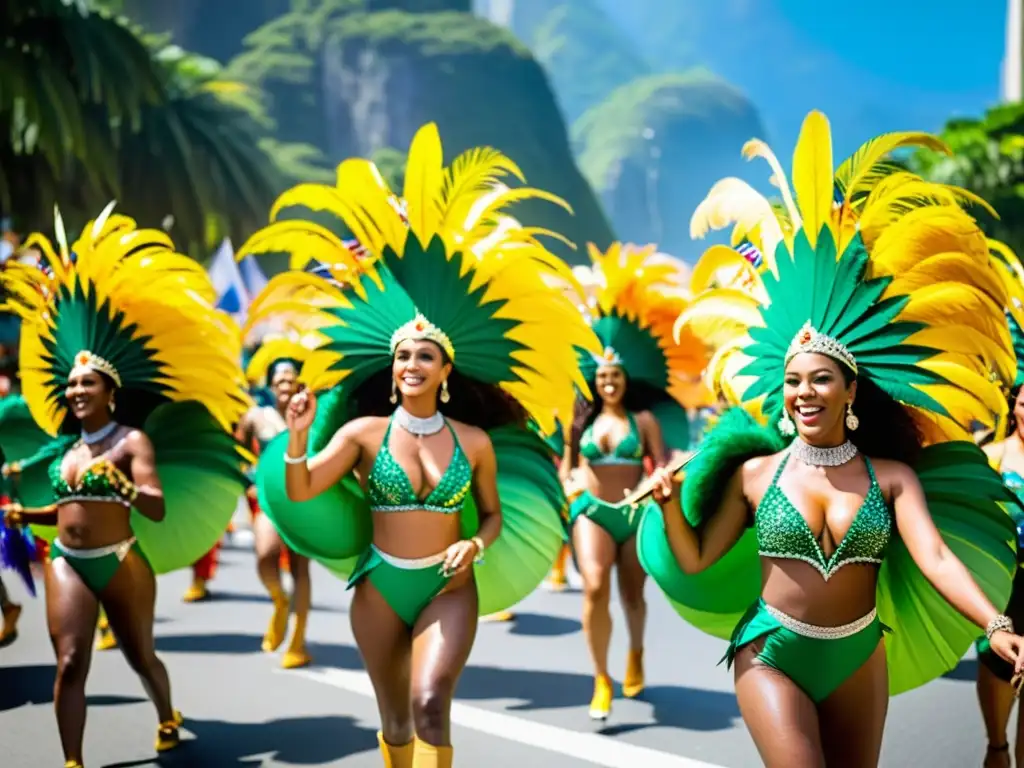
top-left (942, 657), bottom-right (977, 682)
top-left (498, 612), bottom-right (581, 638)
top-left (101, 714), bottom-right (377, 767)
top-left (0, 663), bottom-right (145, 712)
top-left (148, 634), bottom-right (739, 733)
top-left (155, 633), bottom-right (264, 655)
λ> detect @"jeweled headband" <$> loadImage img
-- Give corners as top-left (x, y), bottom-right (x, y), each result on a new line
top-left (390, 313), bottom-right (456, 361)
top-left (69, 350), bottom-right (122, 388)
top-left (784, 321), bottom-right (858, 375)
top-left (590, 346), bottom-right (624, 368)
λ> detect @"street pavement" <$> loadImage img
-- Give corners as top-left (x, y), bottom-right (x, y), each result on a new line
top-left (0, 530), bottom-right (1005, 767)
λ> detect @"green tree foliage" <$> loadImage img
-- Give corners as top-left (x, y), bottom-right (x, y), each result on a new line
top-left (911, 102), bottom-right (1024, 256)
top-left (3, 0), bottom-right (321, 256)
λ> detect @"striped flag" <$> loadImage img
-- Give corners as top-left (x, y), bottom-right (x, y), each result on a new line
top-left (737, 241), bottom-right (763, 268)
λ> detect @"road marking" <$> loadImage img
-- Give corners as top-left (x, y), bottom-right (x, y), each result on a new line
top-left (286, 666), bottom-right (728, 768)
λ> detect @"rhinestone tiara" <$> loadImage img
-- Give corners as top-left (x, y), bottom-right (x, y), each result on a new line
top-left (590, 346), bottom-right (623, 367)
top-left (69, 350), bottom-right (122, 388)
top-left (390, 313), bottom-right (455, 361)
top-left (785, 321), bottom-right (858, 374)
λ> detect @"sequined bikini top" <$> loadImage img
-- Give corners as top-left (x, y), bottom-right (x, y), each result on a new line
top-left (579, 414), bottom-right (643, 466)
top-left (49, 454), bottom-right (129, 507)
top-left (755, 454), bottom-right (891, 581)
top-left (366, 415), bottom-right (472, 514)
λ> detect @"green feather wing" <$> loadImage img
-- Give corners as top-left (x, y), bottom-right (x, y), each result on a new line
top-left (878, 442), bottom-right (1017, 694)
top-left (1010, 311), bottom-right (1024, 388)
top-left (637, 408), bottom-right (777, 636)
top-left (0, 396), bottom-right (59, 462)
top-left (255, 431), bottom-right (369, 578)
top-left (132, 402), bottom-right (248, 574)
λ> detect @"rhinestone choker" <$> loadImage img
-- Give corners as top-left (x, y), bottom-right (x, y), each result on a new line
top-left (82, 421), bottom-right (120, 445)
top-left (394, 406), bottom-right (445, 436)
top-left (789, 437), bottom-right (859, 467)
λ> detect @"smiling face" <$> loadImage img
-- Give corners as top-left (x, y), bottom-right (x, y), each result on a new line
top-left (783, 353), bottom-right (855, 444)
top-left (66, 369), bottom-right (114, 423)
top-left (393, 339), bottom-right (452, 403)
top-left (595, 364), bottom-right (627, 407)
top-left (269, 364), bottom-right (298, 409)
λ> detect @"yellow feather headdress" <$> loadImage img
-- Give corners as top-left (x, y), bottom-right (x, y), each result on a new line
top-left (0, 204), bottom-right (249, 434)
top-left (680, 110), bottom-right (1012, 441)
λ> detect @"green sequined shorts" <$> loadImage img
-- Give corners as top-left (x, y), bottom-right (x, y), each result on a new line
top-left (977, 567), bottom-right (1024, 683)
top-left (723, 599), bottom-right (889, 704)
top-left (347, 545), bottom-right (451, 627)
top-left (568, 490), bottom-right (651, 545)
top-left (51, 537), bottom-right (149, 594)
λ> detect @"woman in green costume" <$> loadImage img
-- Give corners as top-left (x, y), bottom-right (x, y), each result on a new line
top-left (0, 205), bottom-right (250, 768)
top-left (641, 111), bottom-right (1024, 766)
top-left (236, 349), bottom-right (313, 668)
top-left (561, 242), bottom-right (707, 720)
top-left (237, 123), bottom-right (594, 768)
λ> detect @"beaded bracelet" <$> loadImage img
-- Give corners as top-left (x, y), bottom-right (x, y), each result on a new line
top-left (986, 613), bottom-right (1014, 639)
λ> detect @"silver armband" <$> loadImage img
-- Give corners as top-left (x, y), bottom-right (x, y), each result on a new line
top-left (986, 614), bottom-right (1014, 639)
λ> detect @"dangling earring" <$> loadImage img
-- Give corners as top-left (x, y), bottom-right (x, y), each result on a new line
top-left (108, 394), bottom-right (116, 413)
top-left (777, 410), bottom-right (796, 436)
top-left (389, 378), bottom-right (398, 405)
top-left (845, 402), bottom-right (859, 431)
top-left (440, 379), bottom-right (450, 404)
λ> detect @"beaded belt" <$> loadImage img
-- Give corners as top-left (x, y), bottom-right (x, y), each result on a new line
top-left (764, 603), bottom-right (877, 640)
top-left (371, 544), bottom-right (446, 570)
top-left (57, 536), bottom-right (136, 560)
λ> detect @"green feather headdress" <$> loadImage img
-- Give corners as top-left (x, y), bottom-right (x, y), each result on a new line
top-left (238, 123), bottom-right (599, 435)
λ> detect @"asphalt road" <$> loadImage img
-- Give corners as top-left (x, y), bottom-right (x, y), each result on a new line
top-left (0, 529), bottom-right (1007, 767)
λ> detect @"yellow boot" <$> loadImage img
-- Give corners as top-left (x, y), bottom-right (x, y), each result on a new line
top-left (261, 588), bottom-right (290, 653)
top-left (479, 610), bottom-right (514, 623)
top-left (154, 709), bottom-right (184, 752)
top-left (95, 614), bottom-right (117, 651)
top-left (413, 739), bottom-right (453, 768)
top-left (181, 577), bottom-right (208, 603)
top-left (588, 674), bottom-right (613, 720)
top-left (281, 609), bottom-right (312, 669)
top-left (622, 649), bottom-right (644, 698)
top-left (64, 761), bottom-right (83, 768)
top-left (377, 731), bottom-right (414, 768)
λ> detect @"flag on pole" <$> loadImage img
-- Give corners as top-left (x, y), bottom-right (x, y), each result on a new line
top-left (207, 239), bottom-right (249, 321)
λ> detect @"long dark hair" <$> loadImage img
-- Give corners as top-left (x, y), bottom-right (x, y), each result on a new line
top-left (839, 363), bottom-right (924, 465)
top-left (58, 372), bottom-right (169, 435)
top-left (350, 347), bottom-right (527, 433)
top-left (568, 370), bottom-right (669, 463)
top-left (1004, 385), bottom-right (1022, 441)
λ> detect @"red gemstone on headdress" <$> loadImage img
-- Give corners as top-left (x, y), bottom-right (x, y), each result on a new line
top-left (798, 329), bottom-right (812, 344)
top-left (415, 321), bottom-right (425, 331)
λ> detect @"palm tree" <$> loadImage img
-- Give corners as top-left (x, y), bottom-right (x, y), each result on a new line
top-left (2, 0), bottom-right (310, 256)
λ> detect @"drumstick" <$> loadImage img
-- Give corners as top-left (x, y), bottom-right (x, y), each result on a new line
top-left (622, 450), bottom-right (701, 508)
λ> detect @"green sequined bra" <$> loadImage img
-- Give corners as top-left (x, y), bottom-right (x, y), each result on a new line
top-left (755, 454), bottom-right (891, 581)
top-left (366, 416), bottom-right (472, 513)
top-left (49, 454), bottom-right (130, 506)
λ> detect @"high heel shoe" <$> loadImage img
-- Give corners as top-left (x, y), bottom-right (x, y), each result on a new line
top-left (154, 709), bottom-right (184, 752)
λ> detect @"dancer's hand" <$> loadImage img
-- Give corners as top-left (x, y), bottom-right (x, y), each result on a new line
top-left (989, 630), bottom-right (1024, 676)
top-left (1, 461), bottom-right (20, 478)
top-left (287, 387), bottom-right (316, 433)
top-left (648, 466), bottom-right (676, 504)
top-left (441, 539), bottom-right (479, 577)
top-left (562, 470), bottom-right (584, 501)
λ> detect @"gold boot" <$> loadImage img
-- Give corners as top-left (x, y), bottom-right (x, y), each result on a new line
top-left (622, 649), bottom-right (644, 698)
top-left (479, 610), bottom-right (514, 623)
top-left (588, 674), bottom-right (613, 720)
top-left (378, 731), bottom-right (414, 768)
top-left (261, 588), bottom-right (290, 653)
top-left (545, 544), bottom-right (569, 591)
top-left (181, 577), bottom-right (208, 603)
top-left (95, 615), bottom-right (117, 651)
top-left (413, 739), bottom-right (453, 768)
top-left (154, 709), bottom-right (184, 752)
top-left (64, 761), bottom-right (83, 768)
top-left (281, 609), bottom-right (312, 669)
